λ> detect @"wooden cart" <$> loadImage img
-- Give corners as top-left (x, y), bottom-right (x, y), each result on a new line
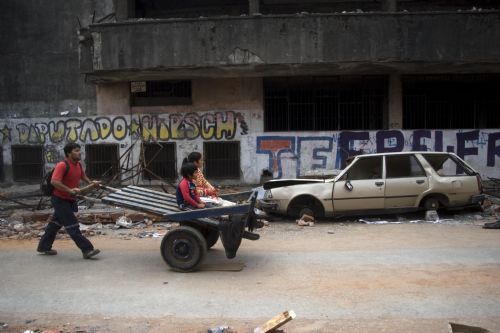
top-left (93, 185), bottom-right (259, 272)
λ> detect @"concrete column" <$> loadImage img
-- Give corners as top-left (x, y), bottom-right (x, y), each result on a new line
top-left (381, 0), bottom-right (397, 11)
top-left (249, 0), bottom-right (260, 15)
top-left (96, 83), bottom-right (130, 116)
top-left (388, 74), bottom-right (403, 129)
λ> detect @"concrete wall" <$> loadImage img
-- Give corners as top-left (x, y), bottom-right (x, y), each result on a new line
top-left (86, 12), bottom-right (500, 81)
top-left (254, 130), bottom-right (500, 181)
top-left (1, 111), bottom-right (499, 184)
top-left (97, 83), bottom-right (130, 116)
top-left (97, 77), bottom-right (264, 125)
top-left (0, 0), bottom-right (116, 118)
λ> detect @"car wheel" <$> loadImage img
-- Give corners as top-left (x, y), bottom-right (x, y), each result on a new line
top-left (424, 197), bottom-right (440, 210)
top-left (160, 226), bottom-right (207, 272)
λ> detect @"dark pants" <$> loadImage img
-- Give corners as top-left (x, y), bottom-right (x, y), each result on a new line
top-left (37, 196), bottom-right (94, 253)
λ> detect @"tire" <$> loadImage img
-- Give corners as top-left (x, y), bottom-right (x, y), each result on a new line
top-left (202, 228), bottom-right (219, 249)
top-left (423, 197), bottom-right (440, 210)
top-left (160, 226), bottom-right (207, 272)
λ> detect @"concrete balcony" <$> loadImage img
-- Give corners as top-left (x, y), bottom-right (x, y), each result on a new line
top-left (82, 11), bottom-right (500, 82)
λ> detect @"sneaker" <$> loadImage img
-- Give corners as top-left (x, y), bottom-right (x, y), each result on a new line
top-left (82, 249), bottom-right (100, 259)
top-left (38, 249), bottom-right (57, 255)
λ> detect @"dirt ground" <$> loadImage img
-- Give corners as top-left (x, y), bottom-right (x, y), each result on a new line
top-left (1, 213), bottom-right (500, 333)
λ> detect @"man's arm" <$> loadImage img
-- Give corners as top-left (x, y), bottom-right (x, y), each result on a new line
top-left (51, 179), bottom-right (79, 196)
top-left (81, 166), bottom-right (100, 185)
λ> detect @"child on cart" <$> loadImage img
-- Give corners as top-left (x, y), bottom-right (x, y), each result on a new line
top-left (176, 162), bottom-right (206, 210)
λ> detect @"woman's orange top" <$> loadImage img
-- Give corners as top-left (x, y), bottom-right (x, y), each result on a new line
top-left (193, 168), bottom-right (216, 196)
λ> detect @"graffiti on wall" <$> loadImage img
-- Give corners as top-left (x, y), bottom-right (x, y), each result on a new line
top-left (0, 111), bottom-right (248, 144)
top-left (256, 130), bottom-right (500, 179)
top-left (44, 145), bottom-right (64, 164)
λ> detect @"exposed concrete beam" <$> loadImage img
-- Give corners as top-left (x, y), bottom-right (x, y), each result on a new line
top-left (84, 62), bottom-right (500, 83)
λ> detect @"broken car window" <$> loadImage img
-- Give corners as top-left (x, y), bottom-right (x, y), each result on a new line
top-left (421, 154), bottom-right (475, 176)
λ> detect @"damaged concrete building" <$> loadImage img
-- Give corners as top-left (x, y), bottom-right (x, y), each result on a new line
top-left (1, 0), bottom-right (500, 186)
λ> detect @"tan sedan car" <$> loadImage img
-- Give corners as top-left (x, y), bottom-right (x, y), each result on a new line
top-left (258, 152), bottom-right (484, 218)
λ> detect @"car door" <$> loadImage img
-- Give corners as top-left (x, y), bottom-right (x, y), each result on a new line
top-left (420, 153), bottom-right (481, 206)
top-left (333, 156), bottom-right (385, 212)
top-left (384, 154), bottom-right (429, 209)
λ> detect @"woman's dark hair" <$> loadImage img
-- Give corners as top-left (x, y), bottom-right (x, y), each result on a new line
top-left (63, 142), bottom-right (81, 157)
top-left (182, 151), bottom-right (202, 165)
top-left (180, 162), bottom-right (197, 178)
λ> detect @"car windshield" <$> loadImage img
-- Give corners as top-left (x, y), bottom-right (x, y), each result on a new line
top-left (421, 154), bottom-right (476, 176)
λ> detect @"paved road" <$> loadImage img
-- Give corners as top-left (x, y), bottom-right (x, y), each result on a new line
top-left (1, 222), bottom-right (500, 332)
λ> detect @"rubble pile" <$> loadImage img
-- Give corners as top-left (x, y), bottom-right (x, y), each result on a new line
top-left (0, 211), bottom-right (173, 240)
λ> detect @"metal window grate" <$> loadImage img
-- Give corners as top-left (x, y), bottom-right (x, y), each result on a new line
top-left (403, 74), bottom-right (500, 129)
top-left (204, 141), bottom-right (240, 179)
top-left (135, 0), bottom-right (249, 18)
top-left (11, 145), bottom-right (43, 182)
top-left (85, 144), bottom-right (119, 180)
top-left (142, 143), bottom-right (177, 180)
top-left (264, 76), bottom-right (386, 131)
top-left (131, 80), bottom-right (191, 106)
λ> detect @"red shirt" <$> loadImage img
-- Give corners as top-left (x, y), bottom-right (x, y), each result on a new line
top-left (178, 178), bottom-right (201, 208)
top-left (52, 158), bottom-right (85, 201)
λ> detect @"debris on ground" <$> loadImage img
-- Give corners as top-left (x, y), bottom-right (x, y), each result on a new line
top-left (116, 215), bottom-right (134, 228)
top-left (482, 220), bottom-right (500, 229)
top-left (448, 322), bottom-right (490, 333)
top-left (207, 325), bottom-right (235, 333)
top-left (136, 231), bottom-right (165, 238)
top-left (254, 310), bottom-right (296, 333)
top-left (481, 197), bottom-right (500, 218)
top-left (297, 213), bottom-right (314, 226)
top-left (425, 209), bottom-right (440, 222)
top-left (0, 210), bottom-right (173, 240)
top-left (359, 219), bottom-right (402, 225)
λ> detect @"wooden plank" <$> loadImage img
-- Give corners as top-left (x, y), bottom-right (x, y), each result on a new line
top-left (164, 203), bottom-right (251, 221)
top-left (253, 310), bottom-right (296, 333)
top-left (219, 190), bottom-right (254, 202)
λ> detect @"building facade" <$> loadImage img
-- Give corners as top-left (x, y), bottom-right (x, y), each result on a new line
top-left (1, 0), bottom-right (500, 185)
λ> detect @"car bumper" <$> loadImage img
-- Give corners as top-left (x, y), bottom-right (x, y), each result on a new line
top-left (471, 194), bottom-right (485, 204)
top-left (257, 199), bottom-right (278, 212)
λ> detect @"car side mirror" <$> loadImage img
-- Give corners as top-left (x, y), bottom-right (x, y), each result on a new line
top-left (345, 180), bottom-right (353, 191)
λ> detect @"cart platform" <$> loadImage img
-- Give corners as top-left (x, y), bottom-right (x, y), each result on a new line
top-left (97, 185), bottom-right (259, 272)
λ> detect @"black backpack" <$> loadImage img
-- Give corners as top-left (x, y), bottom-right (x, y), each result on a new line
top-left (41, 160), bottom-right (70, 196)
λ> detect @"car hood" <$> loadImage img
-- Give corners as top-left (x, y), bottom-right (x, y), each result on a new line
top-left (263, 178), bottom-right (326, 190)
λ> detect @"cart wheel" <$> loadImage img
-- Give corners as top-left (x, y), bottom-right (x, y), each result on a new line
top-left (202, 228), bottom-right (219, 249)
top-left (160, 226), bottom-right (207, 272)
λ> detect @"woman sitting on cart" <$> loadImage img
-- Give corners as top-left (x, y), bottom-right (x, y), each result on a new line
top-left (176, 162), bottom-right (206, 210)
top-left (183, 152), bottom-right (218, 197)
